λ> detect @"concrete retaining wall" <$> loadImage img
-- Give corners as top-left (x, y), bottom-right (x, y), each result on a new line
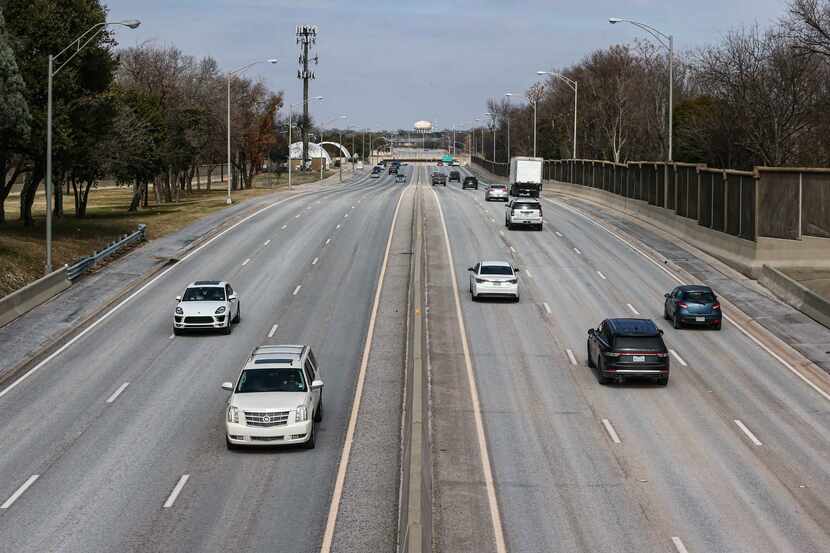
top-left (0, 266), bottom-right (71, 328)
top-left (759, 265), bottom-right (830, 329)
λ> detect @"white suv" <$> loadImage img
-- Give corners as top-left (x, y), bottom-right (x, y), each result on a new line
top-left (173, 280), bottom-right (240, 335)
top-left (222, 345), bottom-right (324, 450)
top-left (505, 199), bottom-right (543, 231)
top-left (468, 261), bottom-right (520, 302)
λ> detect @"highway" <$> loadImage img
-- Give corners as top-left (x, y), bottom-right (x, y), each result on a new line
top-left (425, 164), bottom-right (830, 553)
top-left (0, 169), bottom-right (408, 553)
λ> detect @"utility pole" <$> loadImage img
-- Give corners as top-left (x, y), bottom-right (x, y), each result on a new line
top-left (296, 25), bottom-right (318, 170)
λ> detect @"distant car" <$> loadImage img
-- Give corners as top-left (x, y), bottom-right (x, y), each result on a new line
top-left (432, 172), bottom-right (447, 186)
top-left (664, 285), bottom-right (722, 330)
top-left (395, 172), bottom-right (406, 183)
top-left (174, 280), bottom-right (240, 335)
top-left (223, 345), bottom-right (324, 450)
top-left (388, 165), bottom-right (398, 175)
top-left (467, 261), bottom-right (520, 302)
top-left (450, 160), bottom-right (460, 166)
top-left (370, 167), bottom-right (382, 178)
top-left (485, 183), bottom-right (508, 201)
top-left (505, 198), bottom-right (543, 230)
top-left (437, 161), bottom-right (443, 166)
top-left (378, 160), bottom-right (387, 167)
top-left (462, 176), bottom-right (478, 190)
top-left (448, 170), bottom-right (461, 183)
top-left (587, 319), bottom-right (669, 385)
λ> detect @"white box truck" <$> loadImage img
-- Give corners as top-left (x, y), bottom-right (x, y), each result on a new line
top-left (509, 157), bottom-right (544, 198)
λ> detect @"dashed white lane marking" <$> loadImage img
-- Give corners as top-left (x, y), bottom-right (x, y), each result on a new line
top-left (670, 349), bottom-right (688, 367)
top-left (163, 474), bottom-right (190, 509)
top-left (499, 230), bottom-right (505, 237)
top-left (312, 257), bottom-right (319, 265)
top-left (566, 348), bottom-right (577, 366)
top-left (597, 270), bottom-right (607, 280)
top-left (336, 224), bottom-right (341, 230)
top-left (555, 231), bottom-right (563, 237)
top-left (106, 382), bottom-right (130, 404)
top-left (490, 218), bottom-right (496, 223)
top-left (573, 247), bottom-right (582, 255)
top-left (281, 224), bottom-right (288, 230)
top-left (526, 269), bottom-right (533, 278)
top-left (268, 324), bottom-right (279, 338)
top-left (168, 333), bottom-right (175, 340)
top-left (509, 246), bottom-right (517, 253)
top-left (672, 536), bottom-right (690, 553)
top-left (325, 238), bottom-right (332, 245)
top-left (543, 302), bottom-right (552, 314)
top-left (734, 419), bottom-right (763, 446)
top-left (351, 205), bottom-right (355, 209)
top-left (292, 285), bottom-right (302, 296)
top-left (601, 418), bottom-right (622, 444)
top-left (344, 213), bottom-right (349, 218)
top-left (627, 303), bottom-right (640, 315)
top-left (1, 475), bottom-right (39, 509)
top-left (295, 213), bottom-right (301, 218)
top-left (242, 258), bottom-right (250, 266)
top-left (264, 239), bottom-right (271, 246)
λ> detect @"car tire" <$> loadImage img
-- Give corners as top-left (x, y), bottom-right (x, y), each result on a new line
top-left (232, 303), bottom-right (241, 324)
top-left (303, 424), bottom-right (316, 449)
top-left (222, 324), bottom-right (232, 335)
top-left (663, 305), bottom-right (670, 320)
top-left (657, 376), bottom-right (669, 386)
top-left (173, 327), bottom-right (181, 336)
top-left (713, 322), bottom-right (722, 331)
top-left (537, 224), bottom-right (543, 231)
top-left (314, 395), bottom-right (323, 422)
top-left (226, 436), bottom-right (239, 450)
top-left (673, 313), bottom-right (681, 330)
top-left (587, 342), bottom-right (595, 368)
top-left (597, 359), bottom-right (611, 385)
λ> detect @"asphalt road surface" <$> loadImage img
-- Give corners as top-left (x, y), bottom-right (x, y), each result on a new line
top-left (0, 169), bottom-right (408, 553)
top-left (425, 164), bottom-right (830, 553)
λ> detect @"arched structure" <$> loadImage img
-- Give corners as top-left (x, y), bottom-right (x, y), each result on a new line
top-left (319, 141), bottom-right (352, 159)
top-left (289, 142), bottom-right (333, 163)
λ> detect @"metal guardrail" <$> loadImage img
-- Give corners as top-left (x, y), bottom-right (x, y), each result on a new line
top-left (66, 224), bottom-right (147, 281)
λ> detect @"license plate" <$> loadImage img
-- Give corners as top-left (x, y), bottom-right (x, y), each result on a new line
top-left (695, 317), bottom-right (705, 322)
top-left (632, 355), bottom-right (646, 363)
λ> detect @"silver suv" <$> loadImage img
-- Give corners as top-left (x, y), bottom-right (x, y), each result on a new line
top-left (222, 345), bottom-right (324, 450)
top-left (505, 198), bottom-right (543, 230)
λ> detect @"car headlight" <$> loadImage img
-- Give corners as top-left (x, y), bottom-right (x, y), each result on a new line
top-left (295, 405), bottom-right (308, 422)
top-left (215, 306), bottom-right (226, 315)
top-left (475, 278), bottom-right (486, 283)
top-left (227, 405), bottom-right (239, 424)
top-left (175, 307), bottom-right (183, 315)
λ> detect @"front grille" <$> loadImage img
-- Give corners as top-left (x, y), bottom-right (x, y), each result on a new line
top-left (245, 410), bottom-right (290, 427)
top-left (251, 435), bottom-right (284, 442)
top-left (184, 316), bottom-right (213, 324)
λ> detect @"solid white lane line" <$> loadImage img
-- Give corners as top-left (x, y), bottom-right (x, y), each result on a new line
top-left (543, 302), bottom-right (552, 314)
top-left (601, 418), bottom-right (622, 444)
top-left (295, 213), bottom-right (301, 218)
top-left (429, 187), bottom-right (507, 553)
top-left (509, 246), bottom-right (517, 253)
top-left (499, 230), bottom-right (505, 237)
top-left (163, 474), bottom-right (190, 509)
top-left (555, 231), bottom-right (563, 237)
top-left (336, 224), bottom-right (341, 230)
top-left (526, 269), bottom-right (533, 278)
top-left (0, 190), bottom-right (324, 401)
top-left (672, 536), bottom-right (690, 553)
top-left (545, 196), bottom-right (830, 404)
top-left (627, 303), bottom-right (640, 315)
top-left (344, 213), bottom-right (349, 218)
top-left (734, 419), bottom-right (763, 446)
top-left (573, 247), bottom-right (582, 255)
top-left (597, 270), bottom-right (607, 280)
top-left (292, 285), bottom-right (302, 296)
top-left (566, 348), bottom-right (577, 366)
top-left (325, 238), bottom-right (332, 245)
top-left (267, 324), bottom-right (278, 338)
top-left (168, 333), bottom-right (175, 340)
top-left (312, 257), bottom-right (319, 265)
top-left (670, 349), bottom-right (688, 367)
top-left (106, 382), bottom-right (130, 404)
top-left (264, 239), bottom-right (271, 246)
top-left (242, 258), bottom-right (250, 267)
top-left (320, 181), bottom-right (409, 553)
top-left (1, 475), bottom-right (39, 509)
top-left (281, 224), bottom-right (288, 230)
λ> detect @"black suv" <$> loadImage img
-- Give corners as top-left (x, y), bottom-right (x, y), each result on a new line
top-left (431, 172), bottom-right (447, 186)
top-left (388, 165), bottom-right (398, 175)
top-left (462, 176), bottom-right (478, 189)
top-left (587, 318), bottom-right (669, 385)
top-left (448, 170), bottom-right (461, 183)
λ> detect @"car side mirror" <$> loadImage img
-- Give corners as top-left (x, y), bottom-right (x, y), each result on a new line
top-left (658, 329), bottom-right (665, 335)
top-left (664, 293), bottom-right (670, 298)
top-left (311, 379), bottom-right (324, 390)
top-left (228, 294), bottom-right (237, 301)
top-left (467, 267), bottom-right (474, 272)
top-left (176, 295), bottom-right (182, 302)
top-left (587, 328), bottom-right (595, 336)
top-left (221, 382), bottom-right (234, 391)
top-left (513, 268), bottom-right (520, 273)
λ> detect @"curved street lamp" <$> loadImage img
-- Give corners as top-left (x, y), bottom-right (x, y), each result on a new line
top-left (536, 71), bottom-right (578, 159)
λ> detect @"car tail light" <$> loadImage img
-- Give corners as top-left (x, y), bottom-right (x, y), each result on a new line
top-left (713, 303), bottom-right (720, 310)
top-left (475, 278), bottom-right (486, 283)
top-left (656, 352), bottom-right (669, 358)
top-left (677, 302), bottom-right (688, 309)
top-left (508, 278), bottom-right (517, 284)
top-left (604, 352), bottom-right (621, 357)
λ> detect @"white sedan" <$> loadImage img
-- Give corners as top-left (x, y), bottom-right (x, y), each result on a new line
top-left (467, 261), bottom-right (520, 302)
top-left (173, 280), bottom-right (240, 335)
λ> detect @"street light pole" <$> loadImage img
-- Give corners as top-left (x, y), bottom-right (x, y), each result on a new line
top-left (504, 93), bottom-right (513, 162)
top-left (45, 19), bottom-right (141, 274)
top-left (532, 99), bottom-right (537, 157)
top-left (609, 17), bottom-right (673, 161)
top-left (536, 71), bottom-right (577, 159)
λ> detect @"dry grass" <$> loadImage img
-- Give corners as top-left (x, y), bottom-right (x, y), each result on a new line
top-left (0, 170), bottom-right (332, 297)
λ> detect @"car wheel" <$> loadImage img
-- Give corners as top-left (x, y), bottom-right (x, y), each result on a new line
top-left (537, 223), bottom-right (543, 231)
top-left (657, 376), bottom-right (669, 386)
top-left (672, 313), bottom-right (681, 330)
top-left (226, 436), bottom-right (239, 450)
top-left (663, 305), bottom-right (670, 320)
top-left (597, 359), bottom-right (611, 385)
top-left (303, 423), bottom-right (316, 449)
top-left (232, 303), bottom-right (241, 324)
top-left (713, 322), bottom-right (722, 331)
top-left (586, 342), bottom-right (595, 368)
top-left (314, 395), bottom-right (323, 422)
top-left (222, 323), bottom-right (232, 335)
top-left (173, 327), bottom-right (181, 336)
top-left (513, 294), bottom-right (520, 303)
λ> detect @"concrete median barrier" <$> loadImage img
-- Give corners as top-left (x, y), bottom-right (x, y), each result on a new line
top-left (760, 265), bottom-right (830, 329)
top-left (0, 266), bottom-right (71, 328)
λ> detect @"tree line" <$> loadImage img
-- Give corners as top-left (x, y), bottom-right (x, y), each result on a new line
top-left (478, 0), bottom-right (830, 171)
top-left (0, 0), bottom-right (283, 225)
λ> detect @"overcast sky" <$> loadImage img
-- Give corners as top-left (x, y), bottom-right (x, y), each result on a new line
top-left (105, 0), bottom-right (788, 131)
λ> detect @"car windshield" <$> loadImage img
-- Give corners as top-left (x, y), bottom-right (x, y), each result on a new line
top-left (480, 265), bottom-right (513, 276)
top-left (614, 336), bottom-right (664, 351)
top-left (515, 203), bottom-right (539, 210)
top-left (684, 290), bottom-right (716, 303)
top-left (491, 185), bottom-right (505, 190)
top-left (182, 287), bottom-right (225, 301)
top-left (235, 368), bottom-right (307, 393)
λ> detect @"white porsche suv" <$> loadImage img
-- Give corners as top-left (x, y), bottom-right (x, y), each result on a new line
top-left (222, 345), bottom-right (324, 450)
top-left (173, 280), bottom-right (240, 335)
